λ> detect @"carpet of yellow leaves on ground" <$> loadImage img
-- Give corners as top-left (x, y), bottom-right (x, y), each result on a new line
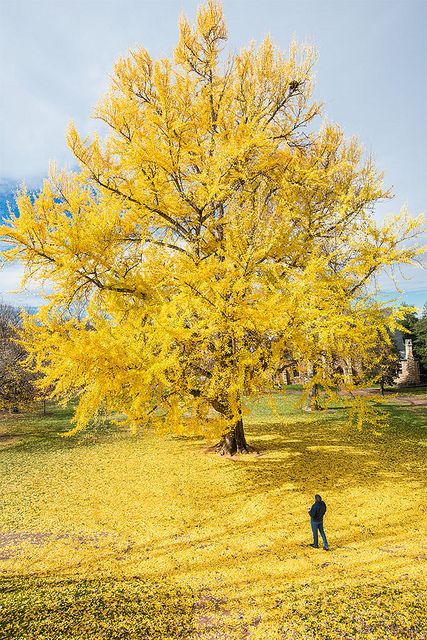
top-left (0, 392), bottom-right (426, 639)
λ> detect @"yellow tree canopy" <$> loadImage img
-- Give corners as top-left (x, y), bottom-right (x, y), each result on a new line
top-left (1, 0), bottom-right (423, 451)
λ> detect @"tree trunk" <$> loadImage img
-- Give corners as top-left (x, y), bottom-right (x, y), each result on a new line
top-left (380, 378), bottom-right (385, 396)
top-left (217, 416), bottom-right (249, 456)
top-left (305, 383), bottom-right (322, 411)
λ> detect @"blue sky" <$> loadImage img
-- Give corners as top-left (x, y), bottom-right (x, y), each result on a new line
top-left (0, 0), bottom-right (426, 309)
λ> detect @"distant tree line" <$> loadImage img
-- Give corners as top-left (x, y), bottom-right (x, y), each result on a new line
top-left (0, 303), bottom-right (40, 411)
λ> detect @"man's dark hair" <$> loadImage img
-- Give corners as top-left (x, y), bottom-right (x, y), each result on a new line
top-left (315, 494), bottom-right (322, 502)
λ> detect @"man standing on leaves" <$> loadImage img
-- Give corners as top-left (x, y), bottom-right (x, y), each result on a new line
top-left (309, 494), bottom-right (329, 550)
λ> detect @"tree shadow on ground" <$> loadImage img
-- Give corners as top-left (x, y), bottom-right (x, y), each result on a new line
top-left (237, 402), bottom-right (427, 496)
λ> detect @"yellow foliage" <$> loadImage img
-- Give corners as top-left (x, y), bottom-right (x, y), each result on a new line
top-left (0, 0), bottom-right (424, 436)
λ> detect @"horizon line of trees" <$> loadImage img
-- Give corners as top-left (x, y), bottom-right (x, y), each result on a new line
top-left (0, 302), bottom-right (39, 412)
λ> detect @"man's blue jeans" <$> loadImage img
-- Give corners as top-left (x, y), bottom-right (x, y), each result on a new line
top-left (311, 519), bottom-right (329, 549)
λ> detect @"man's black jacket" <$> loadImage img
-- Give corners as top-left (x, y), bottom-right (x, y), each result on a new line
top-left (309, 500), bottom-right (327, 523)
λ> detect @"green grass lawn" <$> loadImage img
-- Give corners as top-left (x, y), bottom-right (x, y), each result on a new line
top-left (1, 392), bottom-right (426, 639)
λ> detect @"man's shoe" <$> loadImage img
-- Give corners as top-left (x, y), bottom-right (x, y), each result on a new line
top-left (309, 544), bottom-right (319, 548)
top-left (323, 547), bottom-right (329, 551)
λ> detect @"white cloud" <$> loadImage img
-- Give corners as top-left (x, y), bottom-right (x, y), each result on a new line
top-left (0, 0), bottom-right (425, 308)
top-left (0, 0), bottom-right (182, 179)
top-left (0, 261), bottom-right (45, 307)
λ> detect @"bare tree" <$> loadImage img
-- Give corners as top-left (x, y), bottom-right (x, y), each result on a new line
top-left (0, 303), bottom-right (39, 411)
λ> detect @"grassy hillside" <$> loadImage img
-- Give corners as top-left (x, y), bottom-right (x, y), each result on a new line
top-left (1, 392), bottom-right (426, 639)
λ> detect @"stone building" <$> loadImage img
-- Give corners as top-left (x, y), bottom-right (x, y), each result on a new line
top-left (393, 338), bottom-right (421, 386)
top-left (275, 335), bottom-right (420, 388)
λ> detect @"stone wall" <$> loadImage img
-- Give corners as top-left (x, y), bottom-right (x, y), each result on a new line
top-left (394, 339), bottom-right (421, 386)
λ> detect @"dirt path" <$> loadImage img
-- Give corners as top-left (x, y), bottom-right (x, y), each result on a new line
top-left (355, 388), bottom-right (427, 406)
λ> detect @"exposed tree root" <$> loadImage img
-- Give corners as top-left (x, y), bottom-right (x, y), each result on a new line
top-left (209, 440), bottom-right (260, 457)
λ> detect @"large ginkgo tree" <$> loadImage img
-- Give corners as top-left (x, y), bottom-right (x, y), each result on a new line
top-left (1, 0), bottom-right (423, 453)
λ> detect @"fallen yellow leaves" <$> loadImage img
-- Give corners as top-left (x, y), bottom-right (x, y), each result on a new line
top-left (0, 393), bottom-right (426, 638)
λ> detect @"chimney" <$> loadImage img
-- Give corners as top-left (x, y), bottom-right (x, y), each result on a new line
top-left (405, 339), bottom-right (413, 360)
